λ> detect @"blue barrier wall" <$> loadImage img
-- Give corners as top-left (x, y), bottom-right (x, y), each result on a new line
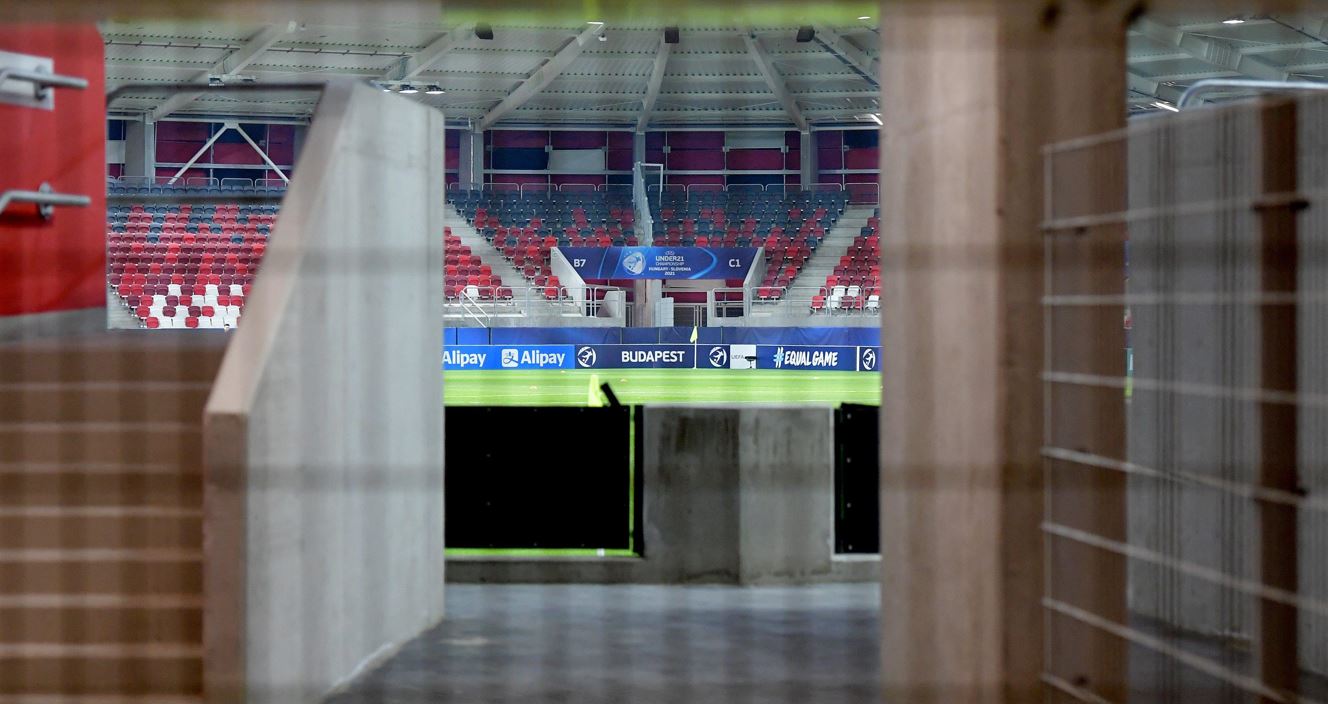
top-left (445, 327), bottom-right (880, 348)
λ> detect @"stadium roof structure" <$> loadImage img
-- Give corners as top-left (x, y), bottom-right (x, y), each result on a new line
top-left (101, 12), bottom-right (1328, 126)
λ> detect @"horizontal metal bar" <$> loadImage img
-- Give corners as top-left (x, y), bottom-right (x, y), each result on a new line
top-left (1044, 522), bottom-right (1328, 617)
top-left (1041, 370), bottom-right (1309, 406)
top-left (106, 81), bottom-right (330, 108)
top-left (1179, 78), bottom-right (1328, 108)
top-left (0, 183), bottom-right (90, 220)
top-left (1043, 598), bottom-right (1316, 704)
top-left (1040, 674), bottom-right (1116, 704)
top-left (0, 67), bottom-right (88, 99)
top-left (1041, 446), bottom-right (1322, 512)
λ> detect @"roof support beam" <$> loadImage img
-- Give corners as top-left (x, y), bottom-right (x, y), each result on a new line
top-left (150, 23), bottom-right (292, 121)
top-left (741, 31), bottom-right (807, 131)
top-left (1126, 71), bottom-right (1185, 106)
top-left (636, 34), bottom-right (672, 131)
top-left (1133, 17), bottom-right (1290, 81)
top-left (812, 25), bottom-right (879, 85)
top-left (477, 23), bottom-right (604, 130)
top-left (386, 24), bottom-right (473, 82)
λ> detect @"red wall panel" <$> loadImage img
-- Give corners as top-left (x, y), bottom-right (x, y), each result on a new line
top-left (607, 131), bottom-right (634, 149)
top-left (156, 121), bottom-right (210, 141)
top-left (0, 24), bottom-right (107, 316)
top-left (606, 149), bottom-right (634, 171)
top-left (212, 141), bottom-right (265, 165)
top-left (844, 147), bottom-right (879, 170)
top-left (667, 131), bottom-right (723, 149)
top-left (667, 150), bottom-right (723, 170)
top-left (157, 140), bottom-right (204, 163)
top-left (550, 131), bottom-right (605, 149)
top-left (491, 131), bottom-right (547, 148)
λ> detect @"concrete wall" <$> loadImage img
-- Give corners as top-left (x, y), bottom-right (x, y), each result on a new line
top-left (203, 80), bottom-right (445, 704)
top-left (1128, 97), bottom-right (1328, 676)
top-left (1295, 94), bottom-right (1328, 677)
top-left (450, 405), bottom-right (844, 585)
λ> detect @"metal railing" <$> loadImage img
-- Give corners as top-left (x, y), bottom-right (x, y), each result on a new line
top-left (443, 284), bottom-right (626, 322)
top-left (444, 182), bottom-right (858, 198)
top-left (844, 182), bottom-right (880, 205)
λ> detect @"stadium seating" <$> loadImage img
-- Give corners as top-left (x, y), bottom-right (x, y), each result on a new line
top-left (107, 203), bottom-right (275, 328)
top-left (651, 189), bottom-right (849, 300)
top-left (444, 226), bottom-right (512, 301)
top-left (447, 189), bottom-right (636, 298)
top-left (813, 207), bottom-right (880, 313)
top-left (110, 205), bottom-right (513, 327)
top-left (447, 187), bottom-right (851, 302)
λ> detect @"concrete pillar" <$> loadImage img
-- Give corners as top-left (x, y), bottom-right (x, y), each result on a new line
top-left (639, 406), bottom-right (834, 584)
top-left (633, 130), bottom-right (646, 166)
top-left (291, 124), bottom-right (309, 169)
top-left (457, 128), bottom-right (485, 187)
top-left (123, 119), bottom-right (156, 180)
top-left (632, 279), bottom-right (661, 327)
top-left (799, 130), bottom-right (814, 190)
top-left (880, 1), bottom-right (1130, 702)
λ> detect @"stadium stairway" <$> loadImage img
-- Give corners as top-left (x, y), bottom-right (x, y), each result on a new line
top-left (444, 203), bottom-right (589, 325)
top-left (0, 332), bottom-right (225, 701)
top-left (763, 205), bottom-right (876, 315)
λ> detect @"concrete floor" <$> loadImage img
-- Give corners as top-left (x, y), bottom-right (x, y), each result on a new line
top-left (328, 583), bottom-right (881, 704)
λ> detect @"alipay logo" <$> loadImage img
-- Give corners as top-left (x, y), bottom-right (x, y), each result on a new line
top-left (860, 348), bottom-right (877, 371)
top-left (576, 346), bottom-right (597, 368)
top-left (772, 346), bottom-right (784, 369)
top-left (501, 348), bottom-right (520, 368)
top-left (622, 250), bottom-right (647, 275)
top-left (708, 346), bottom-right (728, 368)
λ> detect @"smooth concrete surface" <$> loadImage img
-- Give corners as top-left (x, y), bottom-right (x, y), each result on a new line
top-left (1126, 100), bottom-right (1328, 679)
top-left (204, 80), bottom-right (445, 704)
top-left (0, 306), bottom-right (105, 342)
top-left (450, 406), bottom-right (837, 585)
top-left (327, 583), bottom-right (880, 704)
top-left (641, 406), bottom-right (834, 584)
top-left (1127, 98), bottom-right (1263, 642)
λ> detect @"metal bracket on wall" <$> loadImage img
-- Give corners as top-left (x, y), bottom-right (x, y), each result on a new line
top-left (0, 49), bottom-right (88, 110)
top-left (0, 183), bottom-right (91, 220)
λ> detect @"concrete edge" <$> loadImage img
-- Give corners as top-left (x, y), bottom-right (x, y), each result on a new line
top-left (0, 307), bottom-right (105, 343)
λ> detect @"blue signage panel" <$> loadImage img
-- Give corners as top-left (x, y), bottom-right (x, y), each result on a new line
top-left (572, 344), bottom-right (695, 369)
top-left (442, 345), bottom-right (575, 370)
top-left (444, 343), bottom-right (881, 372)
top-left (757, 345), bottom-right (861, 372)
top-left (559, 247), bottom-right (759, 280)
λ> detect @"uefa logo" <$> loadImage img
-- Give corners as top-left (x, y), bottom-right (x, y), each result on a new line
top-left (708, 346), bottom-right (728, 368)
top-left (576, 346), bottom-right (597, 368)
top-left (501, 348), bottom-right (520, 368)
top-left (860, 348), bottom-right (877, 371)
top-left (622, 250), bottom-right (647, 275)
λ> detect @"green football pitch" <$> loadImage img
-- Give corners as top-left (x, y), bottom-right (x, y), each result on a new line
top-left (442, 368), bottom-right (881, 407)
